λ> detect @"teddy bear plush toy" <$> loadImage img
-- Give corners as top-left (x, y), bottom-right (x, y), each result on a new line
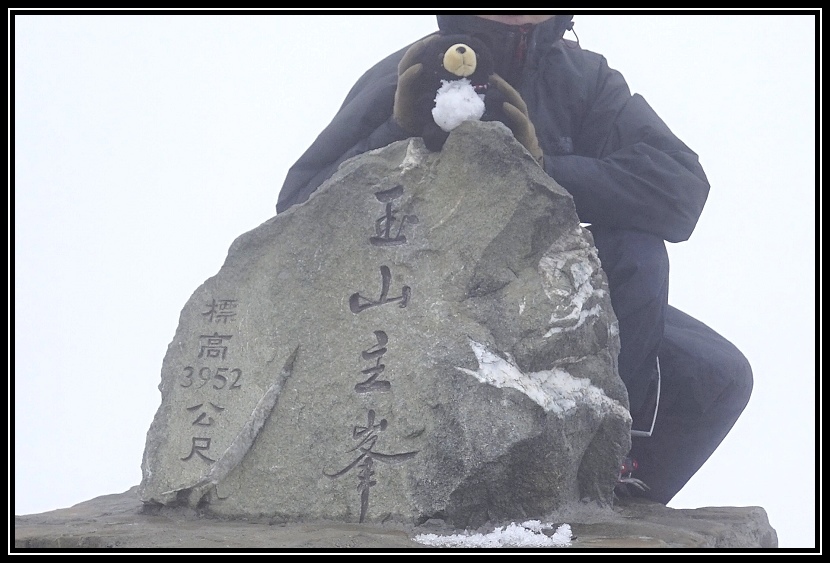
top-left (414, 34), bottom-right (504, 151)
top-left (394, 33), bottom-right (543, 165)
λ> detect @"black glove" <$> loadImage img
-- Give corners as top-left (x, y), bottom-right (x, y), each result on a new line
top-left (393, 33), bottom-right (441, 135)
top-left (488, 73), bottom-right (544, 166)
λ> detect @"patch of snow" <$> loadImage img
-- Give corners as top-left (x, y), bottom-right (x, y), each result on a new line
top-left (538, 253), bottom-right (606, 337)
top-left (414, 521), bottom-right (572, 548)
top-left (399, 139), bottom-right (428, 172)
top-left (456, 339), bottom-right (628, 418)
top-left (544, 304), bottom-right (603, 337)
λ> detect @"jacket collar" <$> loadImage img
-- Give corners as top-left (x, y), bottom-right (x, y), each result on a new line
top-left (435, 15), bottom-right (574, 83)
top-left (435, 15), bottom-right (573, 44)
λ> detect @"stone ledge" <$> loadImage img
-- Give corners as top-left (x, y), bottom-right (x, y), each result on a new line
top-left (14, 486), bottom-right (777, 551)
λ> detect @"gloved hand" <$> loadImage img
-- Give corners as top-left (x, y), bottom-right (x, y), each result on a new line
top-left (393, 33), bottom-right (441, 135)
top-left (488, 73), bottom-right (544, 166)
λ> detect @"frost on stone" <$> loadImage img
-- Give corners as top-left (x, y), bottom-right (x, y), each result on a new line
top-left (456, 339), bottom-right (628, 418)
top-left (414, 521), bottom-right (572, 548)
top-left (538, 251), bottom-right (606, 337)
top-left (399, 138), bottom-right (429, 173)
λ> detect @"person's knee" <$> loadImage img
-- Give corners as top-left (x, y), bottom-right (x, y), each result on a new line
top-left (722, 346), bottom-right (754, 413)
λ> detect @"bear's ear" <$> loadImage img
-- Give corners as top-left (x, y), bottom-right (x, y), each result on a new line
top-left (398, 33), bottom-right (442, 76)
top-left (463, 35), bottom-right (495, 76)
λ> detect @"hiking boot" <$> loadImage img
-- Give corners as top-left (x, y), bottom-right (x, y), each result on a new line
top-left (615, 455), bottom-right (650, 498)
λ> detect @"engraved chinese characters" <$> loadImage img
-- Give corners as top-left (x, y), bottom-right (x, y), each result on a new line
top-left (179, 299), bottom-right (242, 466)
top-left (140, 122), bottom-right (629, 526)
top-left (325, 185), bottom-right (419, 523)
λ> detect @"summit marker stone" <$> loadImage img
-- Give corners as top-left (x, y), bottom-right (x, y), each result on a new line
top-left (139, 121), bottom-right (631, 528)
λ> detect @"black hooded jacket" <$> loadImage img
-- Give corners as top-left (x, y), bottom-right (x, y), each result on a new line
top-left (276, 15), bottom-right (709, 244)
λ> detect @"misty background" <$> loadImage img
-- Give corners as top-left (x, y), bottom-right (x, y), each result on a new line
top-left (13, 12), bottom-right (817, 549)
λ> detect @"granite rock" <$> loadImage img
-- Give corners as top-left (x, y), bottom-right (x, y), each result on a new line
top-left (138, 121), bottom-right (629, 528)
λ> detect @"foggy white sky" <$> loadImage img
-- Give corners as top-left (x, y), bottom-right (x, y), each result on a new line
top-left (12, 10), bottom-right (818, 550)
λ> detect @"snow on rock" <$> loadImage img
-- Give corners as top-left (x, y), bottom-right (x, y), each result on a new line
top-left (414, 521), bottom-right (572, 548)
top-left (539, 251), bottom-right (607, 337)
top-left (456, 339), bottom-right (629, 418)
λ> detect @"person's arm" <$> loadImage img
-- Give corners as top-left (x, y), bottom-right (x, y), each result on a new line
top-left (545, 56), bottom-right (710, 243)
top-left (276, 48), bottom-right (411, 214)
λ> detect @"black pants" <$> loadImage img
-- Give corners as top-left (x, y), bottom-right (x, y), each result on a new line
top-left (590, 227), bottom-right (753, 504)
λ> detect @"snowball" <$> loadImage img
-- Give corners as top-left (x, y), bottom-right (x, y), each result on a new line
top-left (431, 79), bottom-right (486, 132)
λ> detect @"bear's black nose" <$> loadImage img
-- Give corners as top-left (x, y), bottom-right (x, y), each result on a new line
top-left (456, 46), bottom-right (466, 54)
